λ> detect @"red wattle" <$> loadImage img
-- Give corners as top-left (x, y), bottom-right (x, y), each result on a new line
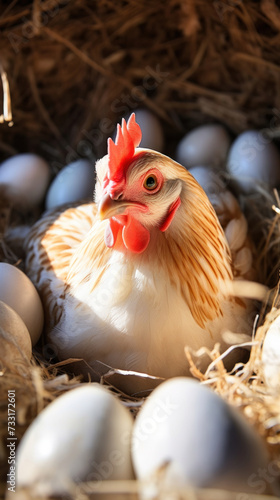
top-left (160, 197), bottom-right (181, 232)
top-left (104, 215), bottom-right (150, 254)
top-left (122, 214), bottom-right (150, 253)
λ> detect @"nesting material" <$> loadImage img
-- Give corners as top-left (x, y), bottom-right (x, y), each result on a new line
top-left (1, 1), bottom-right (280, 163)
top-left (0, 66), bottom-right (12, 125)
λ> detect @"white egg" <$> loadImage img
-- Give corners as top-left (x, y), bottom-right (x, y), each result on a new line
top-left (134, 109), bottom-right (164, 151)
top-left (118, 109), bottom-right (164, 152)
top-left (262, 313), bottom-right (280, 390)
top-left (188, 166), bottom-right (225, 196)
top-left (227, 130), bottom-right (280, 192)
top-left (132, 378), bottom-right (269, 494)
top-left (188, 166), bottom-right (230, 218)
top-left (45, 159), bottom-right (96, 210)
top-left (176, 124), bottom-right (231, 168)
top-left (0, 153), bottom-right (51, 208)
top-left (0, 300), bottom-right (32, 361)
top-left (0, 263), bottom-right (43, 346)
top-left (16, 384), bottom-right (134, 494)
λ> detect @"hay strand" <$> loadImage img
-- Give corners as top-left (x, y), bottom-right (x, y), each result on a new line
top-left (0, 67), bottom-right (12, 125)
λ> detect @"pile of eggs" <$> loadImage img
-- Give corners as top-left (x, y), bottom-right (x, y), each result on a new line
top-left (0, 154), bottom-right (95, 212)
top-left (175, 120), bottom-right (280, 193)
top-left (0, 262), bottom-right (43, 367)
top-left (1, 108), bottom-right (280, 217)
top-left (15, 378), bottom-right (276, 496)
top-left (1, 108), bottom-right (280, 496)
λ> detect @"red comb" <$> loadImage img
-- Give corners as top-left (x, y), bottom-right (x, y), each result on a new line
top-left (107, 113), bottom-right (142, 182)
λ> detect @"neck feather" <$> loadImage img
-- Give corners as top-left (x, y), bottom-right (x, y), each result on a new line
top-left (147, 174), bottom-right (233, 328)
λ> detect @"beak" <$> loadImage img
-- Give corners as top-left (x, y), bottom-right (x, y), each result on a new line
top-left (98, 193), bottom-right (131, 221)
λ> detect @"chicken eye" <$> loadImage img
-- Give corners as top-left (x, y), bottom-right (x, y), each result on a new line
top-left (143, 174), bottom-right (158, 191)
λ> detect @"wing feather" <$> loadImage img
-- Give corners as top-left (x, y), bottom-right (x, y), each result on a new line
top-left (25, 203), bottom-right (102, 329)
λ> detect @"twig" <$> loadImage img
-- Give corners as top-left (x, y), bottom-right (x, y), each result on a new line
top-left (27, 65), bottom-right (66, 149)
top-left (0, 66), bottom-right (13, 125)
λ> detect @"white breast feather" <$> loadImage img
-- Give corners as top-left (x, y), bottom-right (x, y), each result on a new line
top-left (49, 250), bottom-right (251, 378)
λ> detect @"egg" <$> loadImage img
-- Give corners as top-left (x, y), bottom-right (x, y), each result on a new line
top-left (227, 130), bottom-right (280, 192)
top-left (0, 153), bottom-right (51, 208)
top-left (0, 300), bottom-right (32, 362)
top-left (188, 166), bottom-right (225, 197)
top-left (45, 159), bottom-right (96, 210)
top-left (262, 313), bottom-right (280, 390)
top-left (117, 109), bottom-right (164, 152)
top-left (132, 378), bottom-right (270, 494)
top-left (0, 263), bottom-right (43, 346)
top-left (16, 384), bottom-right (134, 495)
top-left (176, 124), bottom-right (231, 169)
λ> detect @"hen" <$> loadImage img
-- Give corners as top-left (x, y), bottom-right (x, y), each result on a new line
top-left (25, 114), bottom-right (255, 383)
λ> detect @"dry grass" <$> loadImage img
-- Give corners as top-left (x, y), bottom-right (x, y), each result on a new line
top-left (1, 0), bottom-right (280, 164)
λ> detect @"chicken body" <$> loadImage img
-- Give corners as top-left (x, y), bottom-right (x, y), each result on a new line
top-left (25, 116), bottom-right (255, 381)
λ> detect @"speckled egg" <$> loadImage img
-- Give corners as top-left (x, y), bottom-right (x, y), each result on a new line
top-left (45, 159), bottom-right (96, 210)
top-left (0, 153), bottom-right (51, 208)
top-left (0, 263), bottom-right (44, 346)
top-left (16, 384), bottom-right (134, 495)
top-left (132, 378), bottom-right (270, 494)
top-left (176, 124), bottom-right (231, 169)
top-left (227, 130), bottom-right (280, 192)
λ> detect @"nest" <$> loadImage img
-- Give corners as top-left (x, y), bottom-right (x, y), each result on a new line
top-left (1, 0), bottom-right (280, 163)
top-left (1, 0), bottom-right (280, 498)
